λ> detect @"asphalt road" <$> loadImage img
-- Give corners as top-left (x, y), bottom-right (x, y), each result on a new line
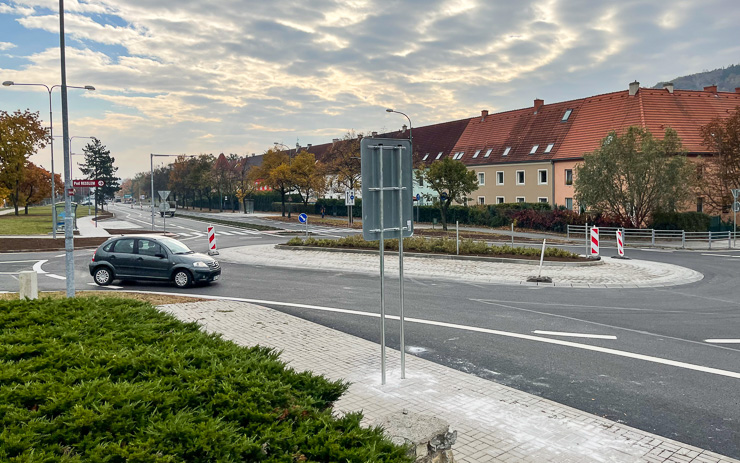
top-left (2, 203), bottom-right (739, 458)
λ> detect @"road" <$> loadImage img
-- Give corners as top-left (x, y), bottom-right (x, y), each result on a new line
top-left (2, 203), bottom-right (739, 458)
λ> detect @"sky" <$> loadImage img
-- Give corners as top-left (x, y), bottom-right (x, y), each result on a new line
top-left (1, 0), bottom-right (739, 180)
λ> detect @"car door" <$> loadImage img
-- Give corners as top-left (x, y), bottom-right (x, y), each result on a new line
top-left (108, 238), bottom-right (137, 276)
top-left (135, 239), bottom-right (171, 279)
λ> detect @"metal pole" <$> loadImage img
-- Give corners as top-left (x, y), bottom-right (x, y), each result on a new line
top-left (709, 231), bottom-right (712, 250)
top-left (47, 90), bottom-right (57, 239)
top-left (456, 220), bottom-right (459, 255)
top-left (511, 222), bottom-right (514, 247)
top-left (305, 216), bottom-right (308, 237)
top-left (150, 153), bottom-right (155, 230)
top-left (378, 145), bottom-right (386, 385)
top-left (585, 222), bottom-right (589, 255)
top-left (397, 145), bottom-right (405, 379)
top-left (59, 0), bottom-right (75, 297)
top-left (537, 239), bottom-right (547, 278)
top-left (734, 207), bottom-right (737, 248)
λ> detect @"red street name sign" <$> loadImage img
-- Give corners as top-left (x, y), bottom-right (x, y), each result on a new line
top-left (73, 179), bottom-right (105, 187)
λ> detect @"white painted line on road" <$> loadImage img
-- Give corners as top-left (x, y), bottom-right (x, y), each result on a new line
top-left (55, 254), bottom-right (65, 258)
top-left (217, 231), bottom-right (234, 236)
top-left (1, 259), bottom-right (42, 264)
top-left (32, 260), bottom-right (48, 274)
top-left (86, 282), bottom-right (123, 289)
top-left (46, 274), bottom-right (66, 280)
top-left (533, 330), bottom-right (617, 340)
top-left (120, 290), bottom-right (740, 380)
top-left (701, 254), bottom-right (734, 258)
top-left (705, 339), bottom-right (740, 344)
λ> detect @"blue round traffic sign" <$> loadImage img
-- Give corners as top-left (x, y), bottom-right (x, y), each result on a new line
top-left (416, 193), bottom-right (421, 201)
top-left (298, 213), bottom-right (307, 223)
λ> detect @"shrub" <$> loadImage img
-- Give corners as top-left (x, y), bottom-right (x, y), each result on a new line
top-left (0, 297), bottom-right (411, 462)
top-left (650, 211), bottom-right (711, 232)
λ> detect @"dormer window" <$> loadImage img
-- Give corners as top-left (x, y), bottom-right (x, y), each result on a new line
top-left (544, 143), bottom-right (554, 153)
top-left (453, 151), bottom-right (464, 160)
top-left (484, 148), bottom-right (492, 157)
top-left (436, 152), bottom-right (443, 160)
top-left (502, 146), bottom-right (511, 156)
top-left (422, 153), bottom-right (429, 161)
top-left (529, 145), bottom-right (539, 154)
top-left (562, 109), bottom-right (572, 122)
top-left (472, 150), bottom-right (481, 158)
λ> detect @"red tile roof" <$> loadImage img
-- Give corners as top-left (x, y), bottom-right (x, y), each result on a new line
top-left (380, 117), bottom-right (470, 163)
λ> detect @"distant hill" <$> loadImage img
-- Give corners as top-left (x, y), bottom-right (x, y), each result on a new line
top-left (652, 64), bottom-right (740, 92)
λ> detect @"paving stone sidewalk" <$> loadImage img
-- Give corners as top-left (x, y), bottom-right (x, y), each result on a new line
top-left (219, 244), bottom-right (703, 288)
top-left (158, 300), bottom-right (737, 463)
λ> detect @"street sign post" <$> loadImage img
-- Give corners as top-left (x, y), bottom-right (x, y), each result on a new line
top-left (73, 179), bottom-right (104, 187)
top-left (159, 202), bottom-right (170, 232)
top-left (298, 212), bottom-right (308, 237)
top-left (361, 137), bottom-right (413, 384)
top-left (345, 189), bottom-right (355, 226)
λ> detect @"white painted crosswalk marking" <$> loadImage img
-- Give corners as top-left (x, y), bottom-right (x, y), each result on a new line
top-left (217, 231), bottom-right (234, 236)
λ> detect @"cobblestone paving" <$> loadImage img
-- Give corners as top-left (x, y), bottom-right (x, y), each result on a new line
top-left (159, 300), bottom-right (737, 463)
top-left (219, 244), bottom-right (703, 288)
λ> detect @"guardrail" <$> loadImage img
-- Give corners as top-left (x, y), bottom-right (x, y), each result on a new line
top-left (567, 225), bottom-right (737, 249)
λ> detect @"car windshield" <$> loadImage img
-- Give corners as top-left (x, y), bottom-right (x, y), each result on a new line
top-left (159, 238), bottom-right (193, 254)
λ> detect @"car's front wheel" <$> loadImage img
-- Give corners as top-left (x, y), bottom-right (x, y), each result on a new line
top-left (173, 269), bottom-right (192, 288)
top-left (93, 267), bottom-right (114, 286)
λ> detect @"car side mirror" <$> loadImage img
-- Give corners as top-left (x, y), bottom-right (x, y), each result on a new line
top-left (155, 253), bottom-right (166, 259)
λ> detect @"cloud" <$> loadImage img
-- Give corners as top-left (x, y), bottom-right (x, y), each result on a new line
top-left (0, 41), bottom-right (16, 50)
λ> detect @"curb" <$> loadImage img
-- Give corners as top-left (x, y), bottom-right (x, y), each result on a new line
top-left (275, 244), bottom-right (604, 267)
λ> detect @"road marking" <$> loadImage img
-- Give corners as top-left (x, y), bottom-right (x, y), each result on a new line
top-left (32, 260), bottom-right (48, 274)
top-left (120, 290), bottom-right (740, 380)
top-left (533, 330), bottom-right (617, 340)
top-left (46, 274), bottom-right (66, 280)
top-left (55, 254), bottom-right (66, 258)
top-left (705, 339), bottom-right (740, 344)
top-left (0, 260), bottom-right (42, 264)
top-left (86, 282), bottom-right (123, 289)
top-left (701, 254), bottom-right (735, 258)
top-left (217, 231), bottom-right (234, 236)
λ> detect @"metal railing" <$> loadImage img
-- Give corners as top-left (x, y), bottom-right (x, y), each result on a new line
top-left (567, 225), bottom-right (737, 249)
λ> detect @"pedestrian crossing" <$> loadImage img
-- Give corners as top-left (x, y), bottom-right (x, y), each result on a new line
top-left (171, 229), bottom-right (263, 239)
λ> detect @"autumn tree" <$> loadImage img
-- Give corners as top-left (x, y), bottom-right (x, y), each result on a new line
top-left (188, 154), bottom-right (214, 210)
top-left (0, 110), bottom-right (49, 215)
top-left (696, 106), bottom-right (740, 214)
top-left (575, 127), bottom-right (695, 227)
top-left (291, 151), bottom-right (326, 206)
top-left (326, 131), bottom-right (362, 193)
top-left (251, 148), bottom-right (293, 216)
top-left (18, 163), bottom-right (57, 214)
top-left (169, 156), bottom-right (196, 208)
top-left (415, 158), bottom-right (478, 231)
top-left (235, 156), bottom-right (258, 213)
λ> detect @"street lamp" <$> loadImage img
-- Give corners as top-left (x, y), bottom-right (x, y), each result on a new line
top-left (2, 81), bottom-right (95, 238)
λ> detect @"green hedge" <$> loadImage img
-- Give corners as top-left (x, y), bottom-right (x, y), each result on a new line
top-left (650, 211), bottom-right (711, 232)
top-left (0, 297), bottom-right (411, 462)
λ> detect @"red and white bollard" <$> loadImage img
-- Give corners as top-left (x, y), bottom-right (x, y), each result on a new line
top-left (590, 227), bottom-right (599, 257)
top-left (616, 229), bottom-right (624, 257)
top-left (207, 225), bottom-right (219, 255)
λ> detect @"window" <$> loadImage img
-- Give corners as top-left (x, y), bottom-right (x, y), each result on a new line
top-left (472, 149), bottom-right (481, 158)
top-left (697, 197), bottom-right (703, 213)
top-left (538, 169), bottom-right (548, 185)
top-left (137, 239), bottom-right (162, 256)
top-left (496, 171), bottom-right (504, 185)
top-left (112, 238), bottom-right (135, 254)
top-left (478, 196), bottom-right (485, 205)
top-left (565, 169), bottom-right (573, 185)
top-left (496, 196), bottom-right (505, 204)
top-left (478, 172), bottom-right (485, 185)
top-left (565, 197), bottom-right (573, 210)
top-left (529, 145), bottom-right (539, 154)
top-left (418, 176), bottom-right (424, 187)
top-left (538, 197), bottom-right (549, 203)
top-left (516, 170), bottom-right (525, 185)
top-left (452, 151), bottom-right (464, 160)
top-left (436, 152), bottom-right (443, 159)
top-left (516, 197), bottom-right (525, 203)
top-left (422, 153), bottom-right (429, 161)
top-left (562, 109), bottom-right (572, 122)
top-left (544, 143), bottom-right (554, 153)
top-left (502, 146), bottom-right (511, 156)
top-left (484, 148), bottom-right (493, 158)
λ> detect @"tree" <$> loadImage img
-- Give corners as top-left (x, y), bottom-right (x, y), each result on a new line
top-left (575, 127), bottom-right (694, 227)
top-left (0, 110), bottom-right (49, 215)
top-left (697, 106), bottom-right (740, 214)
top-left (235, 156), bottom-right (258, 213)
top-left (291, 151), bottom-right (326, 206)
top-left (252, 148), bottom-right (293, 216)
top-left (415, 158), bottom-right (478, 231)
top-left (18, 163), bottom-right (60, 214)
top-left (79, 138), bottom-right (120, 211)
top-left (169, 156), bottom-right (196, 208)
top-left (326, 131), bottom-right (362, 193)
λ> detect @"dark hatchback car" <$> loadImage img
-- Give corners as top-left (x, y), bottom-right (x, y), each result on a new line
top-left (89, 235), bottom-right (221, 288)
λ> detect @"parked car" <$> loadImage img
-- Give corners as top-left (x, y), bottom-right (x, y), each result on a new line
top-left (89, 235), bottom-right (220, 288)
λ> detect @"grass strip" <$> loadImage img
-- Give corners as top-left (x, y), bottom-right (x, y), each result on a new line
top-left (0, 297), bottom-right (411, 462)
top-left (176, 213), bottom-right (281, 232)
top-left (287, 235), bottom-right (582, 260)
top-left (0, 206), bottom-right (91, 236)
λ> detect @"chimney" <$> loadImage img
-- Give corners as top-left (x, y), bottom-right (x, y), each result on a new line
top-left (533, 99), bottom-right (544, 113)
top-left (332, 138), bottom-right (339, 144)
top-left (736, 88), bottom-right (740, 94)
top-left (307, 144), bottom-right (312, 149)
top-left (704, 85), bottom-right (718, 93)
top-left (402, 124), bottom-right (407, 132)
top-left (629, 81), bottom-right (639, 96)
top-left (371, 131), bottom-right (378, 137)
top-left (481, 109), bottom-right (488, 121)
top-left (663, 82), bottom-right (674, 94)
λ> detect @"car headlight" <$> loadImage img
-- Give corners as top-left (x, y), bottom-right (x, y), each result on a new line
top-left (193, 261), bottom-right (209, 268)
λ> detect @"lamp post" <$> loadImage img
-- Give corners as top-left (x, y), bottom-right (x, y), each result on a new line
top-left (2, 81), bottom-right (95, 238)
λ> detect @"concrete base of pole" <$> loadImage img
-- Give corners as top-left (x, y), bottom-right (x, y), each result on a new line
top-left (19, 271), bottom-right (39, 300)
top-left (207, 250), bottom-right (219, 256)
top-left (611, 255), bottom-right (631, 260)
top-left (526, 275), bottom-right (553, 283)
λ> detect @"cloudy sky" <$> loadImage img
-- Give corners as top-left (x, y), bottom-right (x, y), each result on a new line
top-left (1, 0), bottom-right (738, 179)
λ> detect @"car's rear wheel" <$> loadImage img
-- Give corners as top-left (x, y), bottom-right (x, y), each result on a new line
top-left (173, 269), bottom-right (192, 288)
top-left (93, 267), bottom-right (114, 286)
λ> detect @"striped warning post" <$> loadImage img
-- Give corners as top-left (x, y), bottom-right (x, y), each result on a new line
top-left (590, 227), bottom-right (599, 256)
top-left (616, 229), bottom-right (625, 257)
top-left (207, 225), bottom-right (219, 255)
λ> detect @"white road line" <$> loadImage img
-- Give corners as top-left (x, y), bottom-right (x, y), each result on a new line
top-left (55, 254), bottom-right (65, 258)
top-left (217, 231), bottom-right (234, 236)
top-left (533, 330), bottom-right (617, 340)
top-left (701, 254), bottom-right (734, 258)
top-left (46, 274), bottom-right (66, 280)
top-left (0, 259), bottom-right (42, 264)
top-left (86, 282), bottom-right (123, 289)
top-left (705, 339), bottom-right (740, 344)
top-left (32, 260), bottom-right (48, 274)
top-left (120, 290), bottom-right (740, 380)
